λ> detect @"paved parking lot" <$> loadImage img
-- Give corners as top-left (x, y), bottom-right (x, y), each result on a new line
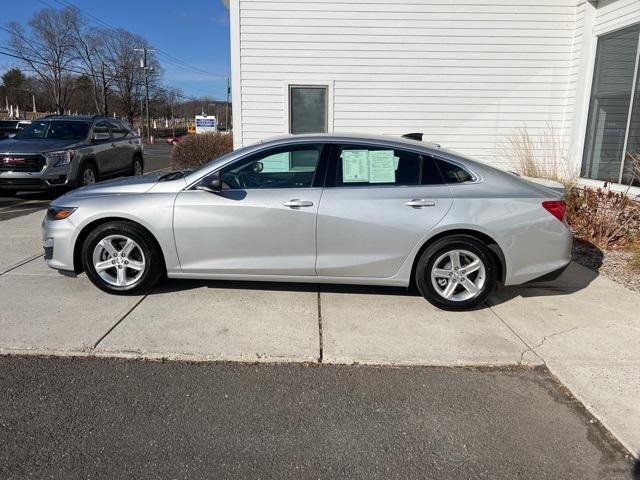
top-left (1, 189), bottom-right (639, 461)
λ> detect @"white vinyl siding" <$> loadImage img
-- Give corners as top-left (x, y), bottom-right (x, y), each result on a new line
top-left (234, 0), bottom-right (577, 169)
top-left (594, 0), bottom-right (640, 36)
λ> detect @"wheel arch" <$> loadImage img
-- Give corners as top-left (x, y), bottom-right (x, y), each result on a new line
top-left (76, 156), bottom-right (99, 178)
top-left (73, 217), bottom-right (166, 274)
top-left (409, 228), bottom-right (506, 287)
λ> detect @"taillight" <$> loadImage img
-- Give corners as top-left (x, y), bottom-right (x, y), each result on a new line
top-left (542, 200), bottom-right (566, 222)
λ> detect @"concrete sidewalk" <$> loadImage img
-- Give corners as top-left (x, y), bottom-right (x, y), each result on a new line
top-left (0, 210), bottom-right (638, 458)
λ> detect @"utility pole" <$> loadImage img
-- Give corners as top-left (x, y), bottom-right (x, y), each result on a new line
top-left (134, 47), bottom-right (155, 144)
top-left (101, 62), bottom-right (109, 117)
top-left (225, 76), bottom-right (230, 131)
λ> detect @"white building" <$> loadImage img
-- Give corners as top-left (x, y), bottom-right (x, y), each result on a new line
top-left (222, 0), bottom-right (640, 189)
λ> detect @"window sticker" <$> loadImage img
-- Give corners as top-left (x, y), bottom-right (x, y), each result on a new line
top-left (368, 150), bottom-right (396, 183)
top-left (342, 150), bottom-right (370, 182)
top-left (261, 152), bottom-right (290, 172)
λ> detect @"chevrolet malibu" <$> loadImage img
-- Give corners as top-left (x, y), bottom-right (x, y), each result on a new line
top-left (42, 133), bottom-right (572, 310)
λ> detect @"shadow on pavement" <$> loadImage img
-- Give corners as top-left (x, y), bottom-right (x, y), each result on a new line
top-left (149, 277), bottom-right (420, 297)
top-left (488, 244), bottom-right (603, 307)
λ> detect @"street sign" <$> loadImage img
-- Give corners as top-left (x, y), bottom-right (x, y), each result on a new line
top-left (195, 115), bottom-right (217, 134)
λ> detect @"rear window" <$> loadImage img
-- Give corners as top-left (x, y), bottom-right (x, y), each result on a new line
top-left (15, 121), bottom-right (90, 141)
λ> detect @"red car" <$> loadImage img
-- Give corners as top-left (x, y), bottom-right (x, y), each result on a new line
top-left (166, 135), bottom-right (186, 145)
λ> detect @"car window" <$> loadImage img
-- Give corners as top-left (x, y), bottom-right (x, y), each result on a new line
top-left (92, 121), bottom-right (110, 141)
top-left (334, 145), bottom-right (445, 187)
top-left (15, 121), bottom-right (90, 140)
top-left (434, 159), bottom-right (474, 183)
top-left (108, 121), bottom-right (127, 139)
top-left (219, 144), bottom-right (323, 190)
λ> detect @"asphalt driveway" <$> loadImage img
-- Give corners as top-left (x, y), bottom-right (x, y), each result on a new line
top-left (0, 356), bottom-right (635, 480)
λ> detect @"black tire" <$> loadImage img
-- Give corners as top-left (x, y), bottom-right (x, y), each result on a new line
top-left (415, 235), bottom-right (497, 311)
top-left (81, 221), bottom-right (164, 295)
top-left (78, 162), bottom-right (98, 187)
top-left (131, 155), bottom-right (144, 176)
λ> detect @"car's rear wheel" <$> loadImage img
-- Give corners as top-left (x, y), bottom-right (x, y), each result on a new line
top-left (415, 235), bottom-right (497, 311)
top-left (81, 221), bottom-right (164, 295)
top-left (131, 156), bottom-right (143, 176)
top-left (79, 163), bottom-right (98, 186)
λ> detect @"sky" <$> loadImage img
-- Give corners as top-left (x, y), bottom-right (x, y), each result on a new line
top-left (1, 0), bottom-right (231, 100)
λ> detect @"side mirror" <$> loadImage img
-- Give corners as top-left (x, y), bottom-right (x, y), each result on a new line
top-left (196, 174), bottom-right (222, 193)
top-left (92, 132), bottom-right (109, 142)
top-left (252, 161), bottom-right (263, 173)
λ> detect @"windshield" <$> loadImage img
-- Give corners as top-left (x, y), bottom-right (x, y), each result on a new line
top-left (15, 120), bottom-right (90, 141)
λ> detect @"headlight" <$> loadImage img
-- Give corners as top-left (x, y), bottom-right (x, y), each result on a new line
top-left (45, 150), bottom-right (75, 167)
top-left (47, 206), bottom-right (77, 220)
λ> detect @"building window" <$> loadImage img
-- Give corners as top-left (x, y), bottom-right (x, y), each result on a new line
top-left (289, 85), bottom-right (327, 134)
top-left (582, 24), bottom-right (640, 186)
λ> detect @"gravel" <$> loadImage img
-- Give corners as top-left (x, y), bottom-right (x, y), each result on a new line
top-left (572, 240), bottom-right (640, 293)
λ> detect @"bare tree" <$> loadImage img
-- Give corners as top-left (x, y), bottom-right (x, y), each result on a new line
top-left (67, 13), bottom-right (112, 115)
top-left (6, 7), bottom-right (79, 114)
top-left (104, 29), bottom-right (161, 124)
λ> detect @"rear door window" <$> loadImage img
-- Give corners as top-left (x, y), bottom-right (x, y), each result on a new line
top-left (434, 159), bottom-right (474, 183)
top-left (332, 144), bottom-right (444, 187)
top-left (108, 121), bottom-right (128, 139)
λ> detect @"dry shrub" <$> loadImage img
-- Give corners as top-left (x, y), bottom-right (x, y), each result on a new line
top-left (171, 133), bottom-right (233, 170)
top-left (630, 240), bottom-right (640, 272)
top-left (566, 187), bottom-right (640, 249)
top-left (500, 123), bottom-right (576, 185)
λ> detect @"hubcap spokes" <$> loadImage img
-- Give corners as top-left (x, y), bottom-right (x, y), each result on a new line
top-left (83, 169), bottom-right (96, 185)
top-left (92, 235), bottom-right (146, 287)
top-left (430, 250), bottom-right (486, 302)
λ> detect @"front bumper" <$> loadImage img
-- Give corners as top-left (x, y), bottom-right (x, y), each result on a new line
top-left (0, 163), bottom-right (72, 191)
top-left (41, 214), bottom-right (77, 272)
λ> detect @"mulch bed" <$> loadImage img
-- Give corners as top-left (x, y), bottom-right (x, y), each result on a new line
top-left (571, 239), bottom-right (640, 293)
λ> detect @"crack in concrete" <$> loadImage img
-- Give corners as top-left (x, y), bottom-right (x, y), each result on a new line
top-left (317, 287), bottom-right (324, 363)
top-left (530, 327), bottom-right (580, 351)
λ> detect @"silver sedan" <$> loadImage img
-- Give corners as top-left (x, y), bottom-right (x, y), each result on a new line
top-left (42, 133), bottom-right (572, 310)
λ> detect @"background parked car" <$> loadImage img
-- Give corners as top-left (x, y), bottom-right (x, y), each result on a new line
top-left (0, 120), bottom-right (31, 140)
top-left (0, 115), bottom-right (144, 195)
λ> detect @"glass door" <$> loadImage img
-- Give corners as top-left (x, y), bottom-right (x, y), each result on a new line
top-left (582, 25), bottom-right (640, 186)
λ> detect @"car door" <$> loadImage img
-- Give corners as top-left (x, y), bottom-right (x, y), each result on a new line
top-left (90, 121), bottom-right (116, 175)
top-left (173, 142), bottom-right (328, 276)
top-left (107, 120), bottom-right (131, 171)
top-left (316, 143), bottom-right (454, 278)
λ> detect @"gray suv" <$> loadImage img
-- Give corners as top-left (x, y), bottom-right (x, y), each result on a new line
top-left (0, 115), bottom-right (144, 195)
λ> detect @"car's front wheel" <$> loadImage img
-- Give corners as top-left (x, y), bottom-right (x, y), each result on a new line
top-left (131, 156), bottom-right (143, 176)
top-left (78, 163), bottom-right (98, 187)
top-left (81, 221), bottom-right (164, 295)
top-left (415, 235), bottom-right (497, 311)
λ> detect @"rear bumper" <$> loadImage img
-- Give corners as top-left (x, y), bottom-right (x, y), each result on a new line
top-left (525, 261), bottom-right (571, 284)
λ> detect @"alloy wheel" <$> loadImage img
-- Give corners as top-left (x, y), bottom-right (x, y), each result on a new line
top-left (430, 249), bottom-right (486, 302)
top-left (92, 235), bottom-right (146, 287)
top-left (83, 168), bottom-right (96, 185)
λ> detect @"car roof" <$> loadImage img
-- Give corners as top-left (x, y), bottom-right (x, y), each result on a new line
top-left (36, 115), bottom-right (113, 122)
top-left (259, 132), bottom-right (442, 152)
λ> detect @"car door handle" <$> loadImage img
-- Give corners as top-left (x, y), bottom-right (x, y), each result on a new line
top-left (111, 143), bottom-right (116, 147)
top-left (284, 199), bottom-right (314, 208)
top-left (405, 199), bottom-right (436, 208)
